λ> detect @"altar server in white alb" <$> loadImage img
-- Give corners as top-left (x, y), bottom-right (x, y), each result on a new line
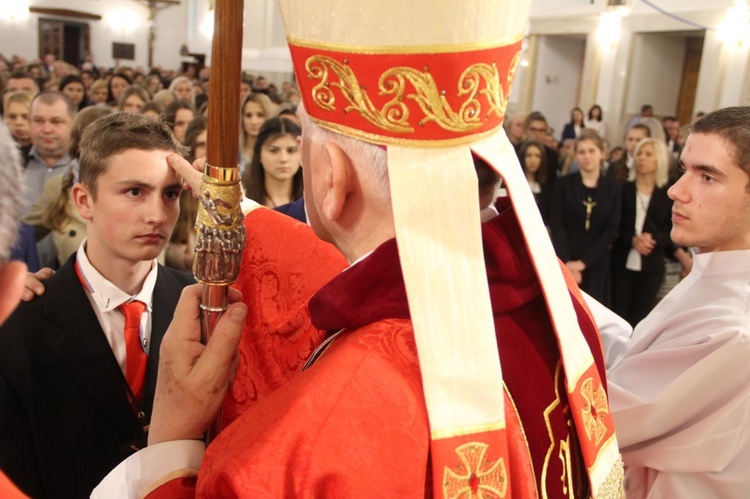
top-left (606, 106), bottom-right (750, 498)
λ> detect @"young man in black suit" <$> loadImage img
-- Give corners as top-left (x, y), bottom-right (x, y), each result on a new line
top-left (0, 113), bottom-right (195, 499)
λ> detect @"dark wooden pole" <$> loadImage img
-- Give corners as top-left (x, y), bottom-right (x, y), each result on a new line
top-left (193, 0), bottom-right (245, 442)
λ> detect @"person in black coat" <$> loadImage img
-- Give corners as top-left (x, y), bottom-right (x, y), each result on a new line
top-left (551, 130), bottom-right (621, 306)
top-left (611, 138), bottom-right (675, 326)
top-left (519, 140), bottom-right (552, 224)
top-left (561, 106), bottom-right (585, 141)
top-left (517, 111), bottom-right (560, 187)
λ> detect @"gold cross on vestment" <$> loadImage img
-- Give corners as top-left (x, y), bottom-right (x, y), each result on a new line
top-left (582, 196), bottom-right (597, 231)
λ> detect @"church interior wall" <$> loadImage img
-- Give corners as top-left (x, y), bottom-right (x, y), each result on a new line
top-left (1, 0), bottom-right (748, 139)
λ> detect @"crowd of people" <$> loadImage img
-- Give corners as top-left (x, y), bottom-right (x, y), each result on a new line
top-left (0, 52), bottom-right (304, 273)
top-left (506, 105), bottom-right (696, 324)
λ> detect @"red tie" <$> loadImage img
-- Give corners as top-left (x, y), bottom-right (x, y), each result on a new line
top-left (118, 301), bottom-right (147, 400)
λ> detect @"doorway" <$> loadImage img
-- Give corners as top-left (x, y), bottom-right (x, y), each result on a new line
top-left (39, 18), bottom-right (90, 66)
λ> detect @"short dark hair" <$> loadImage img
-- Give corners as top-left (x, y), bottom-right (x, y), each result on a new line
top-left (79, 113), bottom-right (186, 197)
top-left (524, 111), bottom-right (548, 130)
top-left (628, 123), bottom-right (651, 137)
top-left (691, 106), bottom-right (750, 178)
top-left (30, 90), bottom-right (76, 118)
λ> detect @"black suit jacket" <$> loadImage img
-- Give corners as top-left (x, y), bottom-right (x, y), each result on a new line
top-left (606, 155), bottom-right (629, 183)
top-left (0, 254), bottom-right (193, 499)
top-left (550, 172), bottom-right (621, 270)
top-left (612, 182), bottom-right (674, 274)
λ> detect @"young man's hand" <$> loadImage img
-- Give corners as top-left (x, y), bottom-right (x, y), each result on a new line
top-left (21, 267), bottom-right (55, 302)
top-left (148, 284), bottom-right (246, 445)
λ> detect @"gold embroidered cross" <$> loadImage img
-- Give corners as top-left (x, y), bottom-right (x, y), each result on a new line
top-left (580, 377), bottom-right (609, 446)
top-left (443, 442), bottom-right (507, 498)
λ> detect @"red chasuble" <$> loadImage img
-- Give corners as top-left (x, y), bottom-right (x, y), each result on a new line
top-left (147, 201), bottom-right (608, 498)
top-left (0, 472), bottom-right (28, 499)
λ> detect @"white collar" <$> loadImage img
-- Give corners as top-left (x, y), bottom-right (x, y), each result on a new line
top-left (691, 248), bottom-right (750, 277)
top-left (76, 240), bottom-right (158, 313)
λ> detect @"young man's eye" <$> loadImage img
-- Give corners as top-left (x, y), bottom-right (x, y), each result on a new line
top-left (127, 188), bottom-right (141, 197)
top-left (165, 190), bottom-right (181, 200)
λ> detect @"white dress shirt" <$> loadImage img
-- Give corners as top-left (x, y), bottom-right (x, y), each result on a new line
top-left (76, 242), bottom-right (159, 377)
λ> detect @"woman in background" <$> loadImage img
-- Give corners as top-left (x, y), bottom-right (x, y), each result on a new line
top-left (561, 107), bottom-right (585, 141)
top-left (611, 138), bottom-right (689, 326)
top-left (239, 93), bottom-right (274, 172)
top-left (165, 116), bottom-right (206, 271)
top-left (118, 85), bottom-right (151, 113)
top-left (550, 130), bottom-right (621, 306)
top-left (242, 117), bottom-right (303, 208)
top-left (58, 75), bottom-right (88, 112)
top-left (519, 140), bottom-right (552, 224)
top-left (106, 72), bottom-right (132, 107)
top-left (169, 76), bottom-right (195, 106)
top-left (89, 79), bottom-right (109, 106)
top-left (586, 104), bottom-right (607, 141)
top-left (164, 100), bottom-right (196, 145)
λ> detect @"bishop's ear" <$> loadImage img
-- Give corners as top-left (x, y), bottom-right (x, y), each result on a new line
top-left (321, 141), bottom-right (354, 222)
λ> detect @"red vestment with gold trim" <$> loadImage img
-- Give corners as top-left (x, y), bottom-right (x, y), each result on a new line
top-left (147, 202), bottom-right (608, 498)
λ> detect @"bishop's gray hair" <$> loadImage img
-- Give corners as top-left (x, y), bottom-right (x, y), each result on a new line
top-left (297, 104), bottom-right (390, 204)
top-left (0, 122), bottom-right (22, 263)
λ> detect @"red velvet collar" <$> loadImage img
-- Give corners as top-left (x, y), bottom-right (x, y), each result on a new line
top-left (308, 199), bottom-right (542, 331)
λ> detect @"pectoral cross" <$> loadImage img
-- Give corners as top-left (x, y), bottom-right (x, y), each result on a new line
top-left (582, 196), bottom-right (597, 231)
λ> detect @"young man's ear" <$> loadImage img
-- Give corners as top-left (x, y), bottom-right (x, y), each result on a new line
top-left (71, 183), bottom-right (94, 221)
top-left (321, 142), bottom-right (353, 222)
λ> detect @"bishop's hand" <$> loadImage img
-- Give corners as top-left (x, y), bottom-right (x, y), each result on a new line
top-left (148, 284), bottom-right (246, 445)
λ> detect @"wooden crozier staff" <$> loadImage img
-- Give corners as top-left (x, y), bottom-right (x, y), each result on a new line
top-left (192, 0), bottom-right (245, 442)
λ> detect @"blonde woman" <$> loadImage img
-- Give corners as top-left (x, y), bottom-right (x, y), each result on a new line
top-left (168, 76), bottom-right (195, 106)
top-left (611, 138), bottom-right (688, 326)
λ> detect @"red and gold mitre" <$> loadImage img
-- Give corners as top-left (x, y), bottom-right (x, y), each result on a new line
top-left (278, 1), bottom-right (623, 497)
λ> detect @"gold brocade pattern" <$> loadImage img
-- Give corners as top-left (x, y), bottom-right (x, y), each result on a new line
top-left (580, 378), bottom-right (609, 446)
top-left (597, 457), bottom-right (625, 498)
top-left (305, 55), bottom-right (509, 134)
top-left (541, 362), bottom-right (575, 499)
top-left (443, 443), bottom-right (508, 498)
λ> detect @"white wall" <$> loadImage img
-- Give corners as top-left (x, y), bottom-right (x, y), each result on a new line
top-left (530, 35), bottom-right (586, 140)
top-left (0, 0), bottom-right (165, 69)
top-left (623, 33), bottom-right (685, 119)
